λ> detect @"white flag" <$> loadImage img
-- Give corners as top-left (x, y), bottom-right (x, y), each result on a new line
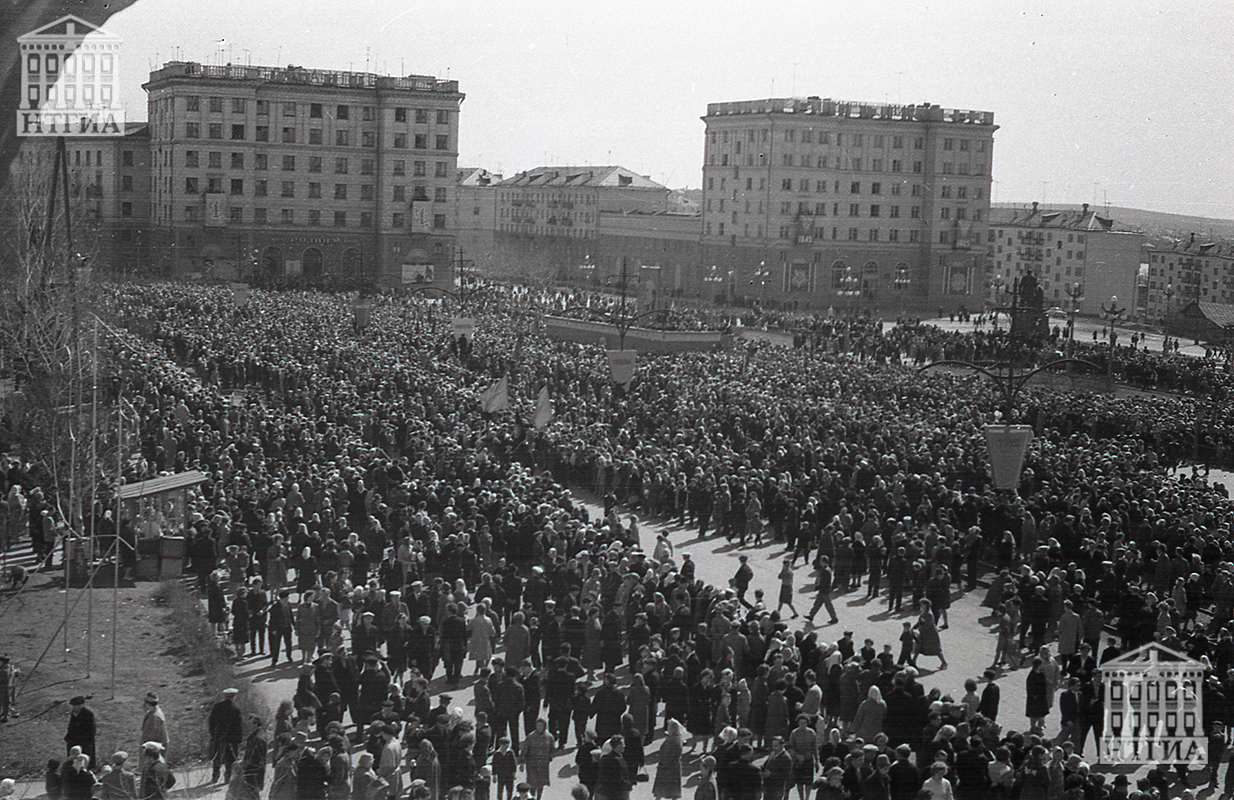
top-left (532, 386), bottom-right (554, 431)
top-left (478, 376), bottom-right (508, 413)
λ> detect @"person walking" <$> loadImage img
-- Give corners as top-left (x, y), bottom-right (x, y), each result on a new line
top-left (100, 752), bottom-right (138, 800)
top-left (139, 743), bottom-right (174, 800)
top-left (775, 561), bottom-right (799, 619)
top-left (141, 693), bottom-right (169, 756)
top-left (732, 557), bottom-right (754, 609)
top-left (652, 719), bottom-right (684, 800)
top-left (806, 556), bottom-right (839, 625)
top-left (519, 718), bottom-right (556, 800)
top-left (65, 696), bottom-right (96, 767)
top-left (594, 735), bottom-right (633, 800)
top-left (208, 688), bottom-right (244, 784)
top-left (914, 600), bottom-right (947, 670)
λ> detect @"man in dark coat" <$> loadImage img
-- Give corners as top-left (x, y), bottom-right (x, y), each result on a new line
top-left (977, 670), bottom-right (1000, 723)
top-left (354, 655), bottom-right (391, 738)
top-left (728, 745), bottom-right (763, 800)
top-left (882, 676), bottom-right (915, 749)
top-left (65, 696), bottom-right (96, 766)
top-left (208, 688), bottom-right (244, 783)
top-left (594, 734), bottom-right (633, 800)
top-left (440, 603), bottom-right (468, 685)
top-left (591, 673), bottom-right (627, 743)
top-left (492, 667), bottom-right (525, 750)
top-left (267, 590), bottom-right (294, 667)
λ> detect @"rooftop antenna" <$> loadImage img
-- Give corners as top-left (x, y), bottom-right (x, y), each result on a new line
top-left (897, 71), bottom-right (904, 102)
top-left (401, 57), bottom-right (405, 75)
top-left (365, 47), bottom-right (370, 72)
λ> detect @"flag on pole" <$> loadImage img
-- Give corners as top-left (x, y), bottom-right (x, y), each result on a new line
top-left (478, 376), bottom-right (509, 413)
top-left (532, 386), bottom-right (554, 431)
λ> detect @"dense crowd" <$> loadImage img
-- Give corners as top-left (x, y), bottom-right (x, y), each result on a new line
top-left (6, 282), bottom-right (1234, 800)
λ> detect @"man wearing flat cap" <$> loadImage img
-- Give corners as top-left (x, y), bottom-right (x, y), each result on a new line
top-left (65, 695), bottom-right (96, 767)
top-left (208, 689), bottom-right (244, 784)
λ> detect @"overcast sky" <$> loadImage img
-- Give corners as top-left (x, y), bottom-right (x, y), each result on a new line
top-left (104, 0), bottom-right (1233, 218)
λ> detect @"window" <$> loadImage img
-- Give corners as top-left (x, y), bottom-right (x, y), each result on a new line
top-left (433, 214), bottom-right (446, 230)
top-left (911, 184), bottom-right (922, 197)
top-left (891, 160), bottom-right (902, 173)
top-left (435, 135), bottom-right (449, 150)
top-left (309, 210), bottom-right (322, 226)
top-left (185, 151), bottom-right (199, 168)
top-left (780, 201), bottom-right (792, 215)
top-left (959, 139), bottom-right (969, 151)
top-left (122, 174), bottom-right (133, 191)
top-left (909, 230), bottom-right (919, 242)
top-left (208, 151), bottom-right (222, 169)
top-left (413, 185), bottom-right (428, 201)
top-left (335, 158), bottom-right (349, 174)
top-left (850, 182), bottom-right (860, 194)
top-left (393, 212), bottom-right (405, 228)
top-left (282, 155), bottom-right (296, 171)
top-left (308, 156), bottom-right (322, 173)
top-left (943, 138), bottom-right (954, 151)
top-left (361, 184), bottom-right (374, 200)
top-left (848, 228), bottom-right (859, 240)
top-left (869, 230), bottom-right (879, 241)
top-left (185, 96), bottom-right (200, 112)
top-left (185, 122), bottom-right (200, 138)
top-left (184, 177), bottom-right (199, 194)
top-left (281, 181), bottom-right (295, 198)
top-left (256, 100), bottom-right (269, 115)
top-left (282, 102), bottom-right (296, 117)
top-left (435, 161), bottom-right (449, 178)
top-left (851, 159), bottom-right (861, 171)
top-left (230, 124), bottom-right (245, 140)
top-left (436, 109), bottom-right (448, 125)
top-left (336, 130), bottom-right (350, 147)
top-left (334, 211), bottom-right (346, 227)
top-left (360, 158), bottom-right (375, 175)
top-left (942, 162), bottom-right (954, 174)
top-left (309, 182), bottom-right (322, 198)
top-left (871, 182), bottom-right (881, 195)
top-left (230, 178), bottom-right (243, 195)
top-left (957, 208), bottom-right (968, 220)
top-left (782, 179), bottom-right (793, 191)
top-left (281, 127), bottom-right (295, 143)
top-left (279, 208), bottom-right (293, 224)
top-left (255, 153), bottom-right (268, 170)
top-left (231, 152), bottom-right (244, 169)
top-left (254, 208), bottom-right (267, 223)
top-left (394, 133), bottom-right (407, 148)
top-left (229, 207), bottom-right (242, 223)
top-left (256, 126), bottom-right (269, 142)
top-left (360, 212), bottom-right (373, 227)
top-left (957, 186), bottom-right (967, 199)
top-left (914, 137), bottom-right (924, 149)
top-left (434, 187), bottom-right (447, 203)
top-left (893, 136), bottom-right (903, 149)
top-left (941, 186), bottom-right (952, 198)
top-left (912, 161), bottom-right (923, 173)
top-left (393, 160), bottom-right (406, 176)
top-left (362, 130), bottom-right (375, 148)
top-left (849, 204), bottom-right (860, 216)
top-left (940, 231), bottom-right (949, 244)
top-left (889, 229), bottom-right (899, 242)
top-left (311, 103), bottom-right (322, 119)
top-left (122, 150), bottom-right (134, 167)
top-left (415, 134), bottom-right (427, 149)
top-left (416, 108), bottom-right (428, 124)
top-left (395, 107), bottom-right (407, 123)
top-left (184, 205), bottom-right (199, 221)
top-left (393, 185), bottom-right (405, 201)
top-left (362, 106), bottom-right (375, 122)
top-left (255, 179), bottom-right (267, 197)
top-left (870, 204), bottom-right (880, 217)
top-left (891, 184), bottom-right (901, 196)
top-left (208, 96), bottom-right (223, 113)
top-left (889, 205), bottom-right (900, 218)
top-left (910, 206), bottom-right (920, 218)
top-left (334, 184), bottom-right (347, 200)
top-left (940, 208), bottom-right (951, 219)
top-left (308, 128), bottom-right (323, 145)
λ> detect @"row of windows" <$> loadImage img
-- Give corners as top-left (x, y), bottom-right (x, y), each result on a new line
top-left (706, 175), bottom-right (986, 200)
top-left (179, 150), bottom-right (448, 177)
top-left (706, 221), bottom-right (948, 244)
top-left (497, 224), bottom-right (595, 238)
top-left (707, 151), bottom-right (987, 175)
top-left (180, 177), bottom-right (447, 203)
top-left (499, 193), bottom-right (598, 205)
top-left (179, 96), bottom-right (450, 125)
top-left (989, 229), bottom-right (1088, 245)
top-left (709, 128), bottom-right (989, 153)
top-left (26, 51), bottom-right (114, 76)
top-left (178, 121), bottom-right (451, 150)
top-left (181, 206), bottom-right (448, 229)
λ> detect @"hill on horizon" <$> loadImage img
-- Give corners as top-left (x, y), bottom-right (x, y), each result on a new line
top-left (994, 202), bottom-right (1234, 242)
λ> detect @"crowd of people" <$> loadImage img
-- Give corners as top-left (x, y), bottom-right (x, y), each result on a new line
top-left (8, 281), bottom-right (1234, 800)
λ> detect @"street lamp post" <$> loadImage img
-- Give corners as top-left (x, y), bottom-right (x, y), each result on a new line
top-left (1101, 295), bottom-right (1126, 373)
top-left (703, 264), bottom-right (724, 304)
top-left (894, 265), bottom-right (911, 320)
top-left (750, 261), bottom-right (772, 307)
top-left (1064, 284), bottom-right (1084, 357)
top-left (837, 265), bottom-right (861, 317)
top-left (578, 254), bottom-right (595, 286)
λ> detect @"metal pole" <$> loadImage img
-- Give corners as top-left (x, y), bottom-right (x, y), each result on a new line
top-left (111, 392), bottom-right (121, 699)
top-left (87, 318), bottom-right (98, 676)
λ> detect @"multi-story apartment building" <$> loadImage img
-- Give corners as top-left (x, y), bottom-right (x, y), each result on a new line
top-left (1145, 234), bottom-right (1234, 322)
top-left (496, 166), bottom-right (669, 239)
top-left (987, 203), bottom-right (1146, 318)
top-left (11, 122), bottom-right (150, 273)
top-left (453, 167), bottom-right (502, 275)
top-left (701, 97), bottom-right (996, 311)
top-left (144, 61), bottom-right (462, 286)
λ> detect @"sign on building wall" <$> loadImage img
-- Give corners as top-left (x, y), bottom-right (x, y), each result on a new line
top-left (402, 263), bottom-right (435, 284)
top-left (789, 263), bottom-right (812, 293)
top-left (204, 194), bottom-right (226, 227)
top-left (17, 15), bottom-right (126, 137)
top-left (1099, 643), bottom-right (1207, 766)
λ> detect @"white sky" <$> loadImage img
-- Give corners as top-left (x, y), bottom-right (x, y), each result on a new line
top-left (104, 0), bottom-right (1234, 218)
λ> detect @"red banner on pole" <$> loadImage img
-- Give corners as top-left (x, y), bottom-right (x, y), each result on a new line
top-left (985, 424), bottom-right (1033, 490)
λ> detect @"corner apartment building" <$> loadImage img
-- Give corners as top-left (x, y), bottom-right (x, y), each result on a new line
top-left (144, 61), bottom-right (462, 286)
top-left (453, 167), bottom-right (502, 274)
top-left (11, 122), bottom-right (151, 273)
top-left (1144, 234), bottom-right (1234, 322)
top-left (987, 203), bottom-right (1146, 318)
top-left (702, 97), bottom-right (996, 311)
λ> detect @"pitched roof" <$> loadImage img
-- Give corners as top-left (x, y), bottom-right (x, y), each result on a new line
top-left (456, 167), bottom-right (501, 186)
top-left (1098, 641), bottom-right (1204, 670)
top-left (990, 206), bottom-right (1134, 232)
top-left (18, 15), bottom-right (119, 41)
top-left (498, 166), bottom-right (666, 190)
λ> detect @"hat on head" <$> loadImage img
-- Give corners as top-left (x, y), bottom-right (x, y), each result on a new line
top-left (142, 742), bottom-right (165, 753)
top-left (146, 692), bottom-right (159, 704)
top-left (223, 688), bottom-right (240, 697)
top-left (70, 696), bottom-right (86, 706)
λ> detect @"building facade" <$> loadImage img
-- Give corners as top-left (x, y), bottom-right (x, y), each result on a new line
top-left (144, 61), bottom-right (463, 287)
top-left (11, 122), bottom-right (150, 273)
top-left (988, 203), bottom-right (1147, 319)
top-left (453, 167), bottom-right (502, 276)
top-left (1144, 234), bottom-right (1234, 323)
top-left (701, 97), bottom-right (996, 312)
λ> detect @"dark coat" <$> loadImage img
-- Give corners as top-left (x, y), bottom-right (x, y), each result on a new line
top-left (595, 750), bottom-right (632, 800)
top-left (1025, 668), bottom-right (1050, 719)
top-left (209, 699), bottom-right (244, 745)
